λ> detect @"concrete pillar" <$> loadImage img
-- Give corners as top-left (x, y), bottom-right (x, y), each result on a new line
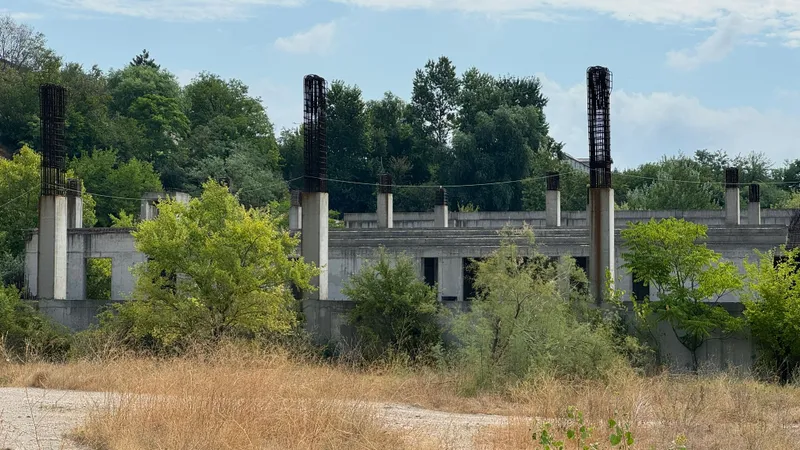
top-left (37, 195), bottom-right (68, 300)
top-left (377, 174), bottom-right (393, 229)
top-left (140, 192), bottom-right (161, 221)
top-left (289, 190), bottom-right (302, 231)
top-left (725, 167), bottom-right (740, 226)
top-left (588, 187), bottom-right (614, 304)
top-left (301, 192), bottom-right (328, 300)
top-left (66, 234), bottom-right (86, 300)
top-left (748, 183), bottom-right (761, 225)
top-left (546, 172), bottom-right (561, 228)
top-left (66, 178), bottom-right (83, 229)
top-left (434, 187), bottom-right (449, 228)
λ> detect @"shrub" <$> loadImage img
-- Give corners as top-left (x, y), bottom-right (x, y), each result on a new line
top-left (102, 181), bottom-right (317, 352)
top-left (453, 231), bottom-right (622, 390)
top-left (343, 247), bottom-right (443, 362)
top-left (0, 285), bottom-right (71, 361)
top-left (743, 246), bottom-right (800, 383)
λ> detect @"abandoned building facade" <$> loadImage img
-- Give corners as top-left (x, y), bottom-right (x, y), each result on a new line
top-left (24, 71), bottom-right (796, 372)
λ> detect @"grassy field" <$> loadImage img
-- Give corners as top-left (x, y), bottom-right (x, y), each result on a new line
top-left (2, 344), bottom-right (800, 449)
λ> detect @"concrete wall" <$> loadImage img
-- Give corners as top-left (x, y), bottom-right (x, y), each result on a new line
top-left (344, 209), bottom-right (796, 229)
top-left (36, 299), bottom-right (122, 332)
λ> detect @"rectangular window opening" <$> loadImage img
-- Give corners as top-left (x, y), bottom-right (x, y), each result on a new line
top-left (423, 257), bottom-right (438, 288)
top-left (462, 257), bottom-right (485, 301)
top-left (86, 258), bottom-right (112, 300)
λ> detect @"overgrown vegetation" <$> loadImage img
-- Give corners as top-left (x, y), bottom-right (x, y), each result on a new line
top-left (100, 181), bottom-right (317, 351)
top-left (0, 285), bottom-right (70, 360)
top-left (453, 230), bottom-right (622, 390)
top-left (343, 248), bottom-right (444, 362)
top-left (621, 218), bottom-right (743, 372)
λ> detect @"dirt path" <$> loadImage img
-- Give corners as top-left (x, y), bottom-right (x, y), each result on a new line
top-left (0, 388), bottom-right (512, 450)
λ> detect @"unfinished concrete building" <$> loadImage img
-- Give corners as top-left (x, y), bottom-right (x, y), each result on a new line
top-left (25, 70), bottom-right (793, 372)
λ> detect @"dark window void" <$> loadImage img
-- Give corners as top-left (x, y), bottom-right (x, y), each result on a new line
top-left (463, 257), bottom-right (485, 301)
top-left (86, 258), bottom-right (112, 300)
top-left (632, 271), bottom-right (649, 301)
top-left (423, 257), bottom-right (438, 288)
top-left (289, 257), bottom-right (302, 300)
top-left (574, 257), bottom-right (589, 275)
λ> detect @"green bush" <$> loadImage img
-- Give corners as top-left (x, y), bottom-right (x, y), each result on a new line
top-left (452, 232), bottom-right (622, 390)
top-left (0, 285), bottom-right (71, 361)
top-left (743, 246), bottom-right (800, 383)
top-left (343, 247), bottom-right (444, 362)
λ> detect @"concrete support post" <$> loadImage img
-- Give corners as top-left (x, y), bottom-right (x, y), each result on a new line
top-left (725, 167), bottom-right (740, 226)
top-left (289, 190), bottom-right (302, 231)
top-left (748, 183), bottom-right (761, 225)
top-left (37, 195), bottom-right (67, 300)
top-left (66, 178), bottom-right (83, 229)
top-left (377, 174), bottom-right (393, 229)
top-left (545, 172), bottom-right (561, 228)
top-left (434, 187), bottom-right (449, 228)
top-left (301, 192), bottom-right (328, 300)
top-left (588, 188), bottom-right (614, 304)
top-left (140, 192), bottom-right (160, 221)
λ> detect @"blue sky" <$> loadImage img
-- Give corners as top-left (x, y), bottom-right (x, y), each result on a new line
top-left (3, 0), bottom-right (800, 169)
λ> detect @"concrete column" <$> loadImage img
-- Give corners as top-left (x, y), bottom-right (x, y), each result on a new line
top-left (66, 178), bottom-right (83, 229)
top-left (377, 174), bottom-right (393, 229)
top-left (140, 192), bottom-right (161, 221)
top-left (434, 187), bottom-right (449, 228)
top-left (725, 167), bottom-right (740, 226)
top-left (301, 192), bottom-right (329, 300)
top-left (588, 187), bottom-right (614, 303)
top-left (289, 190), bottom-right (302, 231)
top-left (37, 195), bottom-right (68, 300)
top-left (546, 172), bottom-right (561, 228)
top-left (66, 233), bottom-right (85, 300)
top-left (748, 183), bottom-right (761, 225)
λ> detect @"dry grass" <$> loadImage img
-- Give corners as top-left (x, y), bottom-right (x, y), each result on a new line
top-left (3, 344), bottom-right (800, 449)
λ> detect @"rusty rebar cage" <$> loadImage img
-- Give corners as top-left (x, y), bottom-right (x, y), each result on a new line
top-left (40, 84), bottom-right (67, 196)
top-left (749, 183), bottom-right (760, 203)
top-left (378, 174), bottom-right (393, 194)
top-left (586, 66), bottom-right (613, 188)
top-left (725, 167), bottom-right (740, 188)
top-left (66, 178), bottom-right (81, 197)
top-left (303, 75), bottom-right (327, 193)
top-left (546, 172), bottom-right (560, 191)
top-left (436, 188), bottom-right (448, 206)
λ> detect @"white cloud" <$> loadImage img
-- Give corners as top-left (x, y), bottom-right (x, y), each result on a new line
top-left (332, 0), bottom-right (800, 47)
top-left (666, 14), bottom-right (759, 70)
top-left (274, 21), bottom-right (337, 54)
top-left (48, 0), bottom-right (301, 21)
top-left (537, 74), bottom-right (800, 168)
top-left (0, 10), bottom-right (43, 21)
top-left (250, 79), bottom-right (301, 132)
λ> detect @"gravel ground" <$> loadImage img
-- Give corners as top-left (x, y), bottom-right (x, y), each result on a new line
top-left (0, 388), bottom-right (511, 450)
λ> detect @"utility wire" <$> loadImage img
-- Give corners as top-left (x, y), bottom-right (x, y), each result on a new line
top-left (0, 187), bottom-right (39, 209)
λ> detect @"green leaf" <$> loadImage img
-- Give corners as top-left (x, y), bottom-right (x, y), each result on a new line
top-left (566, 430), bottom-right (575, 439)
top-left (610, 434), bottom-right (622, 446)
top-left (608, 419), bottom-right (616, 428)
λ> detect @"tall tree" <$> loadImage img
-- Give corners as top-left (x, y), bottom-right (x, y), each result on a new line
top-left (411, 56), bottom-right (460, 148)
top-left (130, 49), bottom-right (159, 69)
top-left (0, 15), bottom-right (54, 71)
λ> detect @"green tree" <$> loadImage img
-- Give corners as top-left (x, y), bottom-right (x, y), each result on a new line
top-left (104, 181), bottom-right (317, 349)
top-left (343, 248), bottom-right (442, 361)
top-left (743, 247), bottom-right (800, 383)
top-left (278, 127), bottom-right (304, 183)
top-left (453, 230), bottom-right (620, 390)
top-left (622, 155), bottom-right (722, 210)
top-left (130, 49), bottom-right (159, 69)
top-left (621, 218), bottom-right (744, 372)
top-left (326, 80), bottom-right (373, 213)
top-left (0, 285), bottom-right (70, 360)
top-left (69, 149), bottom-right (162, 227)
top-left (522, 140), bottom-right (589, 211)
top-left (411, 56), bottom-right (460, 148)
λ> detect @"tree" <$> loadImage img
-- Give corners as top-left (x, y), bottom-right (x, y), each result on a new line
top-left (621, 218), bottom-right (744, 372)
top-left (0, 285), bottom-right (70, 360)
top-left (104, 181), bottom-right (317, 349)
top-left (523, 140), bottom-right (589, 211)
top-left (453, 230), bottom-right (620, 390)
top-left (277, 127), bottom-right (304, 183)
top-left (69, 149), bottom-right (162, 227)
top-left (743, 247), bottom-right (800, 383)
top-left (0, 15), bottom-right (54, 71)
top-left (622, 155), bottom-right (722, 210)
top-left (343, 248), bottom-right (443, 361)
top-left (444, 105), bottom-right (547, 211)
top-left (326, 80), bottom-right (373, 213)
top-left (130, 49), bottom-right (159, 69)
top-left (411, 56), bottom-right (460, 148)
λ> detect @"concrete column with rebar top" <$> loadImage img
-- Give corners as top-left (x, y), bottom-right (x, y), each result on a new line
top-left (434, 187), bottom-right (449, 228)
top-left (37, 84), bottom-right (68, 301)
top-left (301, 74), bottom-right (329, 301)
top-left (66, 178), bottom-right (83, 229)
top-left (289, 190), bottom-right (302, 231)
top-left (546, 172), bottom-right (561, 227)
top-left (725, 167), bottom-right (740, 226)
top-left (377, 174), bottom-right (393, 229)
top-left (586, 66), bottom-right (615, 303)
top-left (749, 183), bottom-right (761, 225)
